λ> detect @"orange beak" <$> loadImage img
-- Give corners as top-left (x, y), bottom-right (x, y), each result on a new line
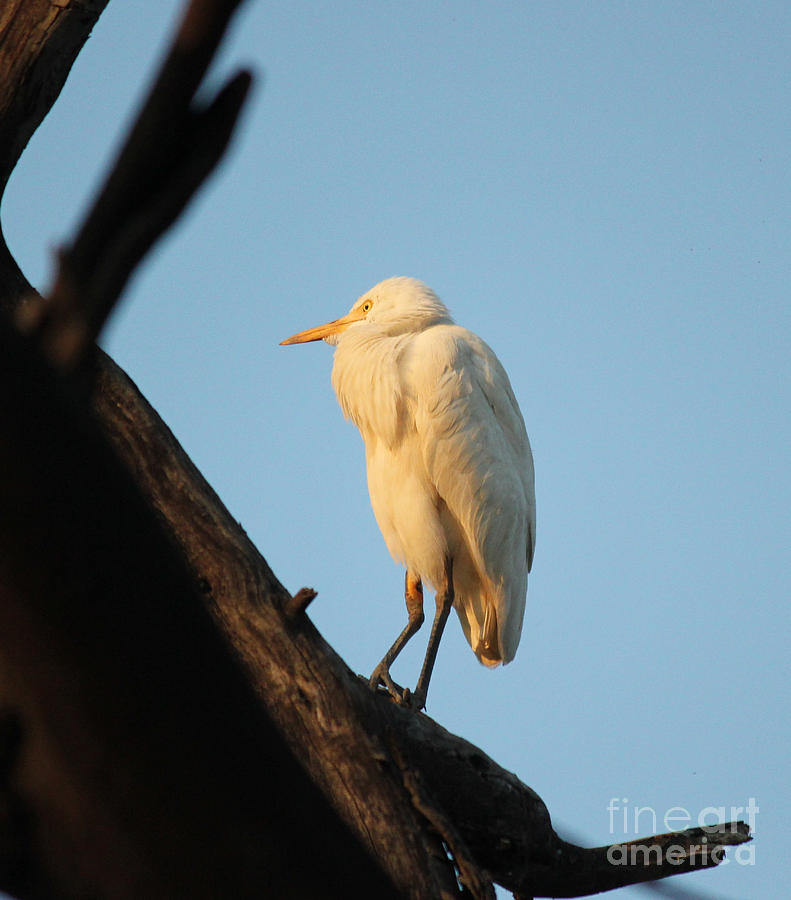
top-left (280, 307), bottom-right (368, 345)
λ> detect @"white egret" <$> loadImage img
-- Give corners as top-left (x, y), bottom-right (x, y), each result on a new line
top-left (281, 277), bottom-right (535, 709)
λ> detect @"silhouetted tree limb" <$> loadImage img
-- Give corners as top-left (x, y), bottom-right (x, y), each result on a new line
top-left (0, 0), bottom-right (110, 312)
top-left (15, 0), bottom-right (252, 370)
top-left (0, 1), bottom-right (753, 898)
top-left (0, 314), bottom-right (400, 900)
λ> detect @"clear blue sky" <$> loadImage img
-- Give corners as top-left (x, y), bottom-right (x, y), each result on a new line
top-left (5, 3), bottom-right (788, 898)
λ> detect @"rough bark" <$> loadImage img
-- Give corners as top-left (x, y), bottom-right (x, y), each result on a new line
top-left (0, 318), bottom-right (399, 900)
top-left (0, 1), bottom-right (753, 898)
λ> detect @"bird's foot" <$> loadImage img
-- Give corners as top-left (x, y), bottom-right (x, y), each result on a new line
top-left (368, 665), bottom-right (426, 710)
top-left (368, 664), bottom-right (410, 704)
top-left (400, 687), bottom-right (426, 711)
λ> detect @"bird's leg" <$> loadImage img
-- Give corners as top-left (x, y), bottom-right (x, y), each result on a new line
top-left (369, 572), bottom-right (424, 699)
top-left (407, 571), bottom-right (453, 709)
top-left (405, 557), bottom-right (454, 711)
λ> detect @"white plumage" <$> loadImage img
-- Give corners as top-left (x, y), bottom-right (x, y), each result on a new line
top-left (282, 277), bottom-right (535, 708)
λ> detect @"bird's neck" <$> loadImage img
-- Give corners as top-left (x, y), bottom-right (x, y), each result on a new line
top-left (331, 330), bottom-right (409, 449)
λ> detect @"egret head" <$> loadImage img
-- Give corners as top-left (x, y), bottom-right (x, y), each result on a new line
top-left (280, 277), bottom-right (453, 346)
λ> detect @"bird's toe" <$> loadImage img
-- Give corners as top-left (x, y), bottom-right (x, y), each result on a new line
top-left (368, 664), bottom-right (408, 702)
top-left (401, 687), bottom-right (426, 711)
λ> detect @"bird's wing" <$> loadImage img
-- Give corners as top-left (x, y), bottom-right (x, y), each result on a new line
top-left (407, 326), bottom-right (535, 662)
top-left (466, 331), bottom-right (536, 572)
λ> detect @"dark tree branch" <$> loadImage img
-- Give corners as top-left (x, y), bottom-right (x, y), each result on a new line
top-left (0, 0), bottom-right (109, 200)
top-left (521, 823), bottom-right (751, 898)
top-left (0, 0), bottom-right (111, 313)
top-left (0, 710), bottom-right (29, 898)
top-left (283, 587), bottom-right (319, 618)
top-left (0, 0), bottom-right (754, 898)
top-left (15, 0), bottom-right (252, 370)
top-left (0, 316), bottom-right (401, 899)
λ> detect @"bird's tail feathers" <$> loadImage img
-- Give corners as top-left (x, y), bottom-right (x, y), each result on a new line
top-left (476, 645), bottom-right (503, 668)
top-left (455, 590), bottom-right (507, 666)
top-left (476, 603), bottom-right (504, 666)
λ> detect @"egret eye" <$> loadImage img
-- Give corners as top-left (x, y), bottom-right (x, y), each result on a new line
top-left (362, 300), bottom-right (373, 313)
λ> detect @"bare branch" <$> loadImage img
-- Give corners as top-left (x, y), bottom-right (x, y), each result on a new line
top-left (529, 823), bottom-right (751, 897)
top-left (0, 0), bottom-right (111, 313)
top-left (0, 0), bottom-right (109, 199)
top-left (283, 587), bottom-right (318, 618)
top-left (15, 0), bottom-right (253, 369)
top-left (0, 316), bottom-right (400, 899)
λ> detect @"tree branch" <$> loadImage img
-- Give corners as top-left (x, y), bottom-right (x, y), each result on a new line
top-left (0, 0), bottom-right (109, 199)
top-left (15, 0), bottom-right (252, 370)
top-left (0, 0), bottom-right (110, 313)
top-left (0, 316), bottom-right (401, 899)
top-left (522, 823), bottom-right (751, 898)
